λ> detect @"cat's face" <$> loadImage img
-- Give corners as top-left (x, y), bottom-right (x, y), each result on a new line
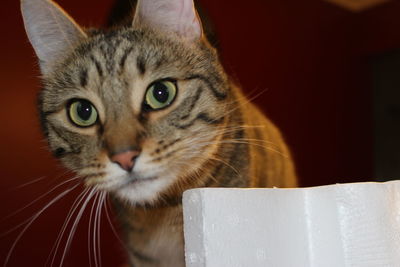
top-left (23, 0), bottom-right (231, 204)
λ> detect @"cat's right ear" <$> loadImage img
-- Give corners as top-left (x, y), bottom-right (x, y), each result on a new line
top-left (133, 0), bottom-right (202, 41)
top-left (21, 0), bottom-right (87, 74)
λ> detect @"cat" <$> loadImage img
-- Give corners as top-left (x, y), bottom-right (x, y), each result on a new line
top-left (21, 0), bottom-right (297, 266)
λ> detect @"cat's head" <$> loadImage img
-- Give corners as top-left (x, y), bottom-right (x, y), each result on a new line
top-left (21, 0), bottom-right (232, 204)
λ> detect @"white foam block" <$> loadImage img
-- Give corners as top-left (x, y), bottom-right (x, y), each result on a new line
top-left (182, 181), bottom-right (400, 267)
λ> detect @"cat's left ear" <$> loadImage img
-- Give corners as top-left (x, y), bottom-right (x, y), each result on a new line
top-left (21, 0), bottom-right (87, 74)
top-left (133, 0), bottom-right (202, 41)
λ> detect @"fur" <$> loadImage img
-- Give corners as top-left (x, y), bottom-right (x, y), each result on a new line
top-left (22, 0), bottom-right (297, 266)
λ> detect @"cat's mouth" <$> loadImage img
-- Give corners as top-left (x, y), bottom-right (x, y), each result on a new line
top-left (122, 175), bottom-right (159, 187)
top-left (82, 170), bottom-right (159, 190)
top-left (112, 172), bottom-right (170, 204)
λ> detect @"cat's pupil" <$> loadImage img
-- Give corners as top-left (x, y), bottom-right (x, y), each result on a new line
top-left (153, 83), bottom-right (169, 103)
top-left (77, 101), bottom-right (92, 121)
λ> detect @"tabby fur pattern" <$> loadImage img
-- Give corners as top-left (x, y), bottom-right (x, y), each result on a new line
top-left (21, 0), bottom-right (297, 266)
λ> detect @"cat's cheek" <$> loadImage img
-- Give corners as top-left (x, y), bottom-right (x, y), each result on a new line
top-left (133, 154), bottom-right (165, 177)
top-left (84, 161), bottom-right (126, 189)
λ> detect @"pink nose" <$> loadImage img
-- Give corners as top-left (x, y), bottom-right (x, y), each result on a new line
top-left (110, 150), bottom-right (140, 172)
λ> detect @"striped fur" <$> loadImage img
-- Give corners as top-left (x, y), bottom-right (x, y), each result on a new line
top-left (23, 1), bottom-right (297, 266)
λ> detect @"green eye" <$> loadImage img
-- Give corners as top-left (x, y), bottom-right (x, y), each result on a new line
top-left (144, 80), bottom-right (177, 110)
top-left (67, 99), bottom-right (98, 127)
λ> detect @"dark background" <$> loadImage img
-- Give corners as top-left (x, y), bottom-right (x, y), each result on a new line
top-left (1, 0), bottom-right (400, 266)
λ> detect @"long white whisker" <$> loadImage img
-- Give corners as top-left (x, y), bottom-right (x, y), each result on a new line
top-left (218, 140), bottom-right (288, 158)
top-left (189, 93), bottom-right (252, 126)
top-left (9, 168), bottom-right (72, 192)
top-left (59, 188), bottom-right (97, 267)
top-left (188, 125), bottom-right (265, 139)
top-left (104, 196), bottom-right (128, 250)
top-left (200, 155), bottom-right (240, 175)
top-left (1, 176), bottom-right (80, 224)
top-left (172, 159), bottom-right (220, 186)
top-left (3, 184), bottom-right (79, 267)
top-left (95, 191), bottom-right (105, 267)
top-left (48, 187), bottom-right (91, 266)
top-left (189, 126), bottom-right (280, 149)
top-left (92, 191), bottom-right (101, 267)
top-left (88, 190), bottom-right (99, 267)
top-left (175, 153), bottom-right (241, 183)
top-left (10, 176), bottom-right (46, 190)
top-left (215, 88), bottom-right (268, 121)
top-left (180, 138), bottom-right (287, 159)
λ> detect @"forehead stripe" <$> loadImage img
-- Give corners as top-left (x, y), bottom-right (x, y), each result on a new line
top-left (119, 46), bottom-right (133, 71)
top-left (79, 68), bottom-right (88, 88)
top-left (184, 74), bottom-right (227, 100)
top-left (136, 55), bottom-right (146, 75)
top-left (90, 55), bottom-right (104, 78)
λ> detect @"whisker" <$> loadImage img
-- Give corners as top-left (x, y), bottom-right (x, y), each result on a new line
top-left (176, 152), bottom-right (241, 183)
top-left (201, 87), bottom-right (268, 125)
top-left (189, 125), bottom-right (281, 147)
top-left (10, 176), bottom-right (47, 190)
top-left (173, 160), bottom-right (220, 186)
top-left (206, 156), bottom-right (240, 176)
top-left (95, 192), bottom-right (106, 267)
top-left (59, 188), bottom-right (97, 267)
top-left (88, 190), bottom-right (99, 267)
top-left (3, 184), bottom-right (79, 267)
top-left (243, 88), bottom-right (269, 103)
top-left (1, 176), bottom-right (80, 224)
top-left (43, 169), bottom-right (76, 189)
top-left (180, 138), bottom-right (287, 159)
top-left (92, 191), bottom-right (101, 267)
top-left (217, 140), bottom-right (288, 158)
top-left (105, 196), bottom-right (128, 250)
top-left (48, 187), bottom-right (91, 266)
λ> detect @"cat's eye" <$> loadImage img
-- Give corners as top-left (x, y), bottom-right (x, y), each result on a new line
top-left (144, 80), bottom-right (177, 110)
top-left (67, 99), bottom-right (98, 127)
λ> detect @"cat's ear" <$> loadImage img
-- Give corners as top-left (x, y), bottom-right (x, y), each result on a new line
top-left (133, 0), bottom-right (202, 41)
top-left (21, 0), bottom-right (87, 74)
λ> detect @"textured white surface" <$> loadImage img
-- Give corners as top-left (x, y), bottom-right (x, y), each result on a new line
top-left (182, 181), bottom-right (400, 267)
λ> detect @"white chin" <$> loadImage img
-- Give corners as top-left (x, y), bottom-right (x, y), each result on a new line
top-left (114, 177), bottom-right (173, 205)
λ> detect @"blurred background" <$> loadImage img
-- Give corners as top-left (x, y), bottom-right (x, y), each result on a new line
top-left (1, 0), bottom-right (400, 266)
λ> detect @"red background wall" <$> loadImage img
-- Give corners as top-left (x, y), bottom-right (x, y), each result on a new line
top-left (1, 0), bottom-right (400, 266)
